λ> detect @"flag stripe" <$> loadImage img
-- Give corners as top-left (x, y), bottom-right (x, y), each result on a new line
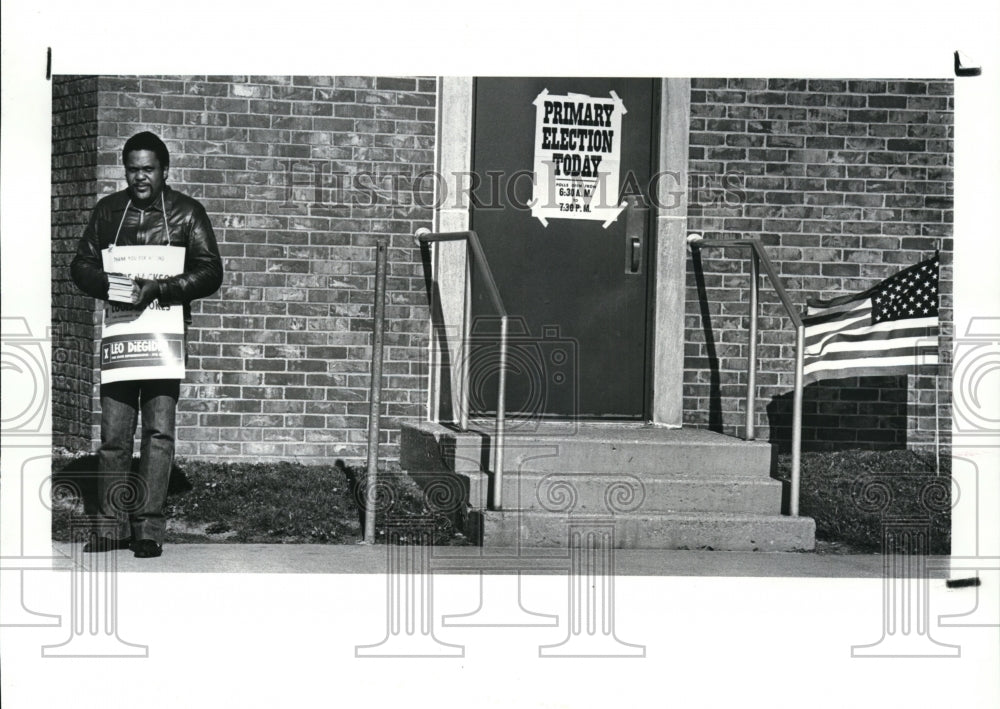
top-left (806, 322), bottom-right (939, 349)
top-left (802, 362), bottom-right (939, 383)
top-left (803, 300), bottom-right (869, 325)
top-left (805, 332), bottom-right (939, 359)
top-left (805, 342), bottom-right (938, 363)
top-left (805, 298), bottom-right (868, 320)
top-left (804, 354), bottom-right (939, 377)
top-left (805, 320), bottom-right (939, 351)
top-left (803, 309), bottom-right (872, 337)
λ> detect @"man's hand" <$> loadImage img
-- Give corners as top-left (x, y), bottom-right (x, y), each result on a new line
top-left (131, 278), bottom-right (161, 309)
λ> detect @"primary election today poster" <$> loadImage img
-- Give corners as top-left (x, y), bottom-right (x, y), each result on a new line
top-left (532, 89), bottom-right (627, 227)
top-left (100, 245), bottom-right (186, 383)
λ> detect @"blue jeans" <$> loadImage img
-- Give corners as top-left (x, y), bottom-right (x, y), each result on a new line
top-left (94, 379), bottom-right (179, 544)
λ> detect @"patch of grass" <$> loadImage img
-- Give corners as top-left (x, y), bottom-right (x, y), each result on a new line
top-left (52, 449), bottom-right (951, 552)
top-left (167, 460), bottom-right (359, 543)
top-left (51, 456), bottom-right (468, 546)
top-left (774, 449), bottom-right (951, 554)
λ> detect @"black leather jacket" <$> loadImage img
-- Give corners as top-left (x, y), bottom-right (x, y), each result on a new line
top-left (71, 185), bottom-right (223, 323)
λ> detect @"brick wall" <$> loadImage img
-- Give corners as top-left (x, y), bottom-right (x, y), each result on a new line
top-left (53, 75), bottom-right (953, 461)
top-left (685, 78), bottom-right (953, 452)
top-left (52, 76), bottom-right (101, 452)
top-left (52, 75), bottom-right (437, 463)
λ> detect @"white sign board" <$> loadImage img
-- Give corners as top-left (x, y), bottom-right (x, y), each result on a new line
top-left (531, 89), bottom-right (627, 227)
top-left (100, 245), bottom-right (186, 383)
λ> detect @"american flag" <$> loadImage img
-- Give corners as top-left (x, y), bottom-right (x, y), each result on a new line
top-left (802, 253), bottom-right (940, 383)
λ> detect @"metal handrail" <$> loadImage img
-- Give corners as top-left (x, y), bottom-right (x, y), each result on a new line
top-left (416, 229), bottom-right (509, 510)
top-left (689, 236), bottom-right (805, 516)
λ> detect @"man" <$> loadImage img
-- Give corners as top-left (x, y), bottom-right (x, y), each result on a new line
top-left (71, 131), bottom-right (223, 558)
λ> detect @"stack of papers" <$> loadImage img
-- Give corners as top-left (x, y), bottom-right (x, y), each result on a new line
top-left (107, 274), bottom-right (134, 304)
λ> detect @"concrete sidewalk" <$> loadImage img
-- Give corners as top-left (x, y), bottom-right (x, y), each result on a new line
top-left (50, 541), bottom-right (922, 577)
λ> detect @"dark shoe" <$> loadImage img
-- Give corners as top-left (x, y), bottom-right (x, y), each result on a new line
top-left (132, 539), bottom-right (162, 558)
top-left (83, 537), bottom-right (133, 553)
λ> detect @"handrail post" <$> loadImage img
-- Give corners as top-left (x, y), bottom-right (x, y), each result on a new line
top-left (416, 229), bottom-right (509, 509)
top-left (745, 249), bottom-right (759, 441)
top-left (493, 315), bottom-right (509, 510)
top-left (459, 241), bottom-right (472, 431)
top-left (791, 324), bottom-right (805, 517)
top-left (689, 237), bottom-right (805, 518)
top-left (415, 228), bottom-right (436, 423)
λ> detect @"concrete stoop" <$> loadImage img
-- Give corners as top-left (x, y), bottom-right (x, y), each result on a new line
top-left (469, 511), bottom-right (816, 551)
top-left (399, 421), bottom-right (816, 551)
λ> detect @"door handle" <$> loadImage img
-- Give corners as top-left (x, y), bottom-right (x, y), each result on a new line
top-left (629, 237), bottom-right (642, 272)
top-left (624, 195), bottom-right (647, 275)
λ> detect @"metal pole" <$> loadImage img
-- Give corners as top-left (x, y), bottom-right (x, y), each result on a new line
top-left (364, 237), bottom-right (389, 542)
top-left (459, 242), bottom-right (472, 431)
top-left (415, 228), bottom-right (437, 424)
top-left (746, 250), bottom-right (759, 441)
top-left (791, 324), bottom-right (805, 517)
top-left (934, 372), bottom-right (941, 476)
top-left (493, 315), bottom-right (509, 510)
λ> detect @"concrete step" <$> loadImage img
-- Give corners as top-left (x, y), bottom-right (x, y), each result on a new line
top-left (400, 421), bottom-right (815, 552)
top-left (400, 421), bottom-right (774, 477)
top-left (501, 435), bottom-right (772, 478)
top-left (487, 472), bottom-right (783, 514)
top-left (469, 510), bottom-right (816, 551)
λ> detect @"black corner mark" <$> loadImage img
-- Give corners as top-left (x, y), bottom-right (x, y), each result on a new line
top-left (46, 47), bottom-right (51, 80)
top-left (945, 577), bottom-right (982, 589)
top-left (954, 50), bottom-right (981, 77)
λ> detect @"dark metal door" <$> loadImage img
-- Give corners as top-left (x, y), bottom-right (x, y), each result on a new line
top-left (469, 77), bottom-right (657, 420)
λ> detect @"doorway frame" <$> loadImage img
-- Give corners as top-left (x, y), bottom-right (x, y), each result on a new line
top-left (426, 76), bottom-right (690, 427)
